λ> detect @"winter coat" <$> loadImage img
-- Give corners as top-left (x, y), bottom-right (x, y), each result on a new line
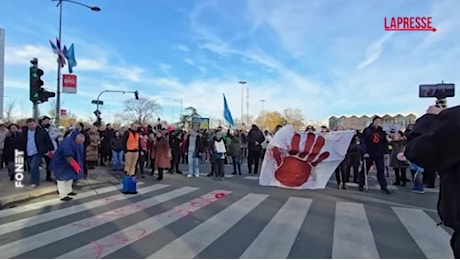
top-left (227, 135), bottom-right (241, 157)
top-left (2, 131), bottom-right (20, 163)
top-left (86, 131), bottom-right (100, 161)
top-left (50, 132), bottom-right (84, 181)
top-left (153, 137), bottom-right (171, 169)
top-left (390, 140), bottom-right (409, 168)
top-left (110, 137), bottom-right (124, 151)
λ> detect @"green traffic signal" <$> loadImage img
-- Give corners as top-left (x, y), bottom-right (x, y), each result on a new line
top-left (32, 72), bottom-right (38, 78)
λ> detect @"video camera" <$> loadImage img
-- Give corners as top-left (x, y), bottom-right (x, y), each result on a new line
top-left (419, 82), bottom-right (455, 108)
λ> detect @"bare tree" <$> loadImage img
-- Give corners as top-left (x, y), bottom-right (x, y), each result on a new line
top-left (283, 108), bottom-right (305, 130)
top-left (4, 100), bottom-right (17, 123)
top-left (121, 98), bottom-right (161, 125)
top-left (18, 101), bottom-right (29, 119)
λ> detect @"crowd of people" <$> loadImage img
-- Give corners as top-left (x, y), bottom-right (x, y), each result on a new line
top-left (0, 115), bottom-right (438, 198)
top-left (0, 117), bottom-right (277, 200)
top-left (0, 104), bottom-right (456, 257)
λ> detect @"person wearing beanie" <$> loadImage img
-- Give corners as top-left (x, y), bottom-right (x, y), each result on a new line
top-left (358, 116), bottom-right (391, 194)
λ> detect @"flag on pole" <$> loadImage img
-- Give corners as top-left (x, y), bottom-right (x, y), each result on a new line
top-left (49, 39), bottom-right (66, 67)
top-left (63, 44), bottom-right (77, 73)
top-left (223, 94), bottom-right (234, 126)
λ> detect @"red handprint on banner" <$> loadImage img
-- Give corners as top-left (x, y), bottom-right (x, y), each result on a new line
top-left (272, 132), bottom-right (330, 187)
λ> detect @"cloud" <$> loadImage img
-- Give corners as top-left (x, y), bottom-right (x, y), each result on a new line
top-left (175, 44), bottom-right (189, 52)
top-left (356, 32), bottom-right (394, 70)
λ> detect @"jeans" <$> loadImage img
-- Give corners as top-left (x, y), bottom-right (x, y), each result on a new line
top-left (27, 154), bottom-right (43, 185)
top-left (187, 152), bottom-right (200, 175)
top-left (232, 156), bottom-right (241, 175)
top-left (112, 150), bottom-right (123, 170)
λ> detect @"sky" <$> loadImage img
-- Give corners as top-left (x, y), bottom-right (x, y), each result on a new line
top-left (1, 0), bottom-right (460, 124)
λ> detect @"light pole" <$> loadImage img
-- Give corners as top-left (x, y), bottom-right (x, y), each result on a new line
top-left (165, 97), bottom-right (182, 123)
top-left (238, 81), bottom-right (246, 125)
top-left (52, 0), bottom-right (101, 127)
top-left (260, 99), bottom-right (265, 114)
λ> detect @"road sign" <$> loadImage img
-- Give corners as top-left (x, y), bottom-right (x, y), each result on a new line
top-left (94, 110), bottom-right (101, 116)
top-left (62, 74), bottom-right (77, 94)
top-left (91, 100), bottom-right (104, 105)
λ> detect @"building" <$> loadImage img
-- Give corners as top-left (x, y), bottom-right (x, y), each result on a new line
top-left (0, 28), bottom-right (4, 119)
top-left (328, 114), bottom-right (417, 131)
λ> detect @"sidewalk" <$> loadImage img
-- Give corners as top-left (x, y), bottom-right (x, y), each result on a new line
top-left (0, 166), bottom-right (124, 208)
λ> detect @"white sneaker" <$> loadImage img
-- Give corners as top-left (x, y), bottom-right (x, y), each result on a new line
top-left (194, 174), bottom-right (199, 178)
top-left (29, 184), bottom-right (37, 188)
top-left (187, 174), bottom-right (192, 178)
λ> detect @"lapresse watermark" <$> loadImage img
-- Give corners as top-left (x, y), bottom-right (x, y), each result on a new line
top-left (14, 149), bottom-right (25, 188)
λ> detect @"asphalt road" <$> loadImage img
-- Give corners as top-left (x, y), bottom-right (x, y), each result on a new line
top-left (0, 162), bottom-right (452, 259)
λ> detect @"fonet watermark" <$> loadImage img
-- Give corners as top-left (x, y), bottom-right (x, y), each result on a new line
top-left (384, 16), bottom-right (436, 32)
top-left (14, 149), bottom-right (25, 188)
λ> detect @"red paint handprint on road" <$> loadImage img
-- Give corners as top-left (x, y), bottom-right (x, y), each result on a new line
top-left (272, 132), bottom-right (330, 187)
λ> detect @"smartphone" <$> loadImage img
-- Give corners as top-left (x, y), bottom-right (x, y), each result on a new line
top-left (419, 83), bottom-right (455, 98)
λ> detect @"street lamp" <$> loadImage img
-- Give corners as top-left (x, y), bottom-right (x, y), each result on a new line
top-left (52, 0), bottom-right (101, 127)
top-left (238, 81), bottom-right (246, 125)
top-left (260, 99), bottom-right (265, 114)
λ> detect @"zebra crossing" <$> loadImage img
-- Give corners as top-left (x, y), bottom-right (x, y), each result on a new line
top-left (0, 183), bottom-right (453, 259)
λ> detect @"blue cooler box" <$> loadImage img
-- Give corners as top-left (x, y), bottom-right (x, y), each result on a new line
top-left (122, 175), bottom-right (138, 194)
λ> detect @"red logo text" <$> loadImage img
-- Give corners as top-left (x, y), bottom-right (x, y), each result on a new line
top-left (384, 17), bottom-right (436, 32)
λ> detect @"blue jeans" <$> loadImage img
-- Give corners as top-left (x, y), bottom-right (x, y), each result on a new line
top-left (112, 150), bottom-right (123, 169)
top-left (27, 154), bottom-right (43, 185)
top-left (232, 156), bottom-right (241, 175)
top-left (187, 152), bottom-right (200, 175)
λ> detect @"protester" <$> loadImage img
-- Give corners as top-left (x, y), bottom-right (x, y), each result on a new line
top-left (405, 105), bottom-right (460, 258)
top-left (50, 132), bottom-right (85, 201)
top-left (358, 116), bottom-right (391, 194)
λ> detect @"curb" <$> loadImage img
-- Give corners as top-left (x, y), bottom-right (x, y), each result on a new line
top-left (0, 179), bottom-right (119, 209)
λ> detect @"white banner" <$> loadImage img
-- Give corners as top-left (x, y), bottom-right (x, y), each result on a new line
top-left (259, 125), bottom-right (355, 190)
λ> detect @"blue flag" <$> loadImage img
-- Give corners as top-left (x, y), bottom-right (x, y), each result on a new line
top-left (223, 94), bottom-right (234, 126)
top-left (63, 43), bottom-right (77, 73)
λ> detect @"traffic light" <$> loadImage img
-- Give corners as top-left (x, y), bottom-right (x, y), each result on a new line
top-left (38, 90), bottom-right (56, 103)
top-left (29, 67), bottom-right (44, 103)
top-left (134, 91), bottom-right (139, 100)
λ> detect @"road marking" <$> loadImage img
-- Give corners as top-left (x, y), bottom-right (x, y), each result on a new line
top-left (244, 176), bottom-right (259, 180)
top-left (240, 197), bottom-right (312, 258)
top-left (0, 184), bottom-right (169, 235)
top-left (147, 193), bottom-right (269, 259)
top-left (328, 180), bottom-right (398, 190)
top-left (0, 185), bottom-right (120, 218)
top-left (332, 202), bottom-right (380, 259)
top-left (57, 190), bottom-right (231, 259)
top-left (0, 187), bottom-right (198, 258)
top-left (392, 207), bottom-right (453, 259)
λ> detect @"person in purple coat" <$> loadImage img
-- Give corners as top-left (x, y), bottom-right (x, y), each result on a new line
top-left (50, 132), bottom-right (85, 201)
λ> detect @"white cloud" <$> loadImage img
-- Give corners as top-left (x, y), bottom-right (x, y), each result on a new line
top-left (356, 32), bottom-right (394, 70)
top-left (4, 0), bottom-right (460, 125)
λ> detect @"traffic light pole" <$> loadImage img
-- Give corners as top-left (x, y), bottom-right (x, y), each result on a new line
top-left (33, 103), bottom-right (39, 121)
top-left (95, 90), bottom-right (139, 123)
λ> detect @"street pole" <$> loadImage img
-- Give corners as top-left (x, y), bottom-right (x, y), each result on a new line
top-left (260, 99), bottom-right (265, 114)
top-left (52, 0), bottom-right (101, 127)
top-left (55, 0), bottom-right (63, 127)
top-left (238, 81), bottom-right (246, 125)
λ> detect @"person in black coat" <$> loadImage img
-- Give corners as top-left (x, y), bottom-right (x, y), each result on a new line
top-left (3, 124), bottom-right (20, 180)
top-left (246, 124), bottom-right (265, 174)
top-left (358, 116), bottom-right (390, 194)
top-left (17, 118), bottom-right (54, 187)
top-left (405, 105), bottom-right (460, 258)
